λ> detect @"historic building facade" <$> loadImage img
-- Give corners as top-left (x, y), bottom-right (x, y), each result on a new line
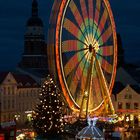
top-left (0, 72), bottom-right (40, 126)
top-left (113, 85), bottom-right (140, 127)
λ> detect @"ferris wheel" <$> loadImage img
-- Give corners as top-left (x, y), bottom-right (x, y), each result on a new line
top-left (47, 0), bottom-right (117, 117)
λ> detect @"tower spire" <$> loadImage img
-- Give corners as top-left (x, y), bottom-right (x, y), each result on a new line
top-left (32, 0), bottom-right (38, 17)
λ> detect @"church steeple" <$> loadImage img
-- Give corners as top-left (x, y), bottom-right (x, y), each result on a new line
top-left (32, 0), bottom-right (38, 17)
top-left (18, 0), bottom-right (48, 76)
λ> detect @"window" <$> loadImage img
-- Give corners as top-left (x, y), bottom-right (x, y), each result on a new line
top-left (124, 94), bottom-right (132, 99)
top-left (12, 99), bottom-right (15, 108)
top-left (3, 87), bottom-right (6, 94)
top-left (23, 103), bottom-right (24, 111)
top-left (12, 86), bottom-right (15, 95)
top-left (134, 103), bottom-right (139, 109)
top-left (3, 100), bottom-right (6, 110)
top-left (8, 100), bottom-right (10, 109)
top-left (8, 87), bottom-right (10, 95)
top-left (19, 103), bottom-right (21, 111)
top-left (8, 113), bottom-right (11, 120)
top-left (118, 102), bottom-right (123, 109)
top-left (3, 115), bottom-right (6, 122)
top-left (126, 103), bottom-right (131, 109)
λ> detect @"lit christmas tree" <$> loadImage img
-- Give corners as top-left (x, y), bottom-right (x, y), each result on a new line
top-left (32, 76), bottom-right (65, 139)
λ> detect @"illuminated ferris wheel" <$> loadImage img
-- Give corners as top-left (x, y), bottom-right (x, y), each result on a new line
top-left (48, 0), bottom-right (117, 118)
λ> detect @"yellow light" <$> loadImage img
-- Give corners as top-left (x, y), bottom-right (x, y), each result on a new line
top-left (130, 114), bottom-right (134, 121)
top-left (85, 91), bottom-right (88, 96)
top-left (126, 117), bottom-right (129, 122)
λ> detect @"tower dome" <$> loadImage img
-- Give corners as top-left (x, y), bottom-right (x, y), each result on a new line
top-left (27, 17), bottom-right (43, 27)
top-left (26, 0), bottom-right (43, 27)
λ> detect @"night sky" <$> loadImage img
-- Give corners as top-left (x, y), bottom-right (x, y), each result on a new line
top-left (0, 0), bottom-right (140, 71)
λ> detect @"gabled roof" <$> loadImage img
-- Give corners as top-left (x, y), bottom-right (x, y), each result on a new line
top-left (12, 73), bottom-right (39, 88)
top-left (117, 85), bottom-right (140, 96)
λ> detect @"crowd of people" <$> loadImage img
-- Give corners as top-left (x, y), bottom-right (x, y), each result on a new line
top-left (104, 125), bottom-right (140, 140)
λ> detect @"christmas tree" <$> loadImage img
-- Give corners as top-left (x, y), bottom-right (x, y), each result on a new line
top-left (32, 76), bottom-right (65, 138)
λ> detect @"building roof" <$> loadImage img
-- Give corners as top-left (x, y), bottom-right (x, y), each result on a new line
top-left (0, 71), bottom-right (39, 88)
top-left (12, 73), bottom-right (39, 88)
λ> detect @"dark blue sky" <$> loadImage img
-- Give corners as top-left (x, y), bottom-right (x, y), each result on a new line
top-left (0, 0), bottom-right (140, 71)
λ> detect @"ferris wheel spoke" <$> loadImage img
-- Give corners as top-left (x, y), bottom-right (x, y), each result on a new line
top-left (69, 53), bottom-right (90, 97)
top-left (63, 18), bottom-right (89, 45)
top-left (62, 40), bottom-right (88, 53)
top-left (93, 0), bottom-right (101, 37)
top-left (99, 25), bottom-right (112, 45)
top-left (69, 0), bottom-right (89, 43)
top-left (68, 52), bottom-right (89, 96)
top-left (98, 45), bottom-right (113, 56)
top-left (96, 9), bottom-right (108, 36)
top-left (65, 50), bottom-right (88, 77)
top-left (88, 0), bottom-right (93, 24)
top-left (99, 58), bottom-right (113, 74)
top-left (80, 0), bottom-right (90, 36)
top-left (94, 0), bottom-right (101, 24)
top-left (92, 25), bottom-right (112, 47)
top-left (88, 0), bottom-right (94, 42)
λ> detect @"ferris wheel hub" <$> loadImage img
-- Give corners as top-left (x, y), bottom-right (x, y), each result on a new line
top-left (89, 44), bottom-right (93, 53)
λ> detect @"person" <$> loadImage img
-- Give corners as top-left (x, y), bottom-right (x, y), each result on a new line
top-left (112, 127), bottom-right (121, 140)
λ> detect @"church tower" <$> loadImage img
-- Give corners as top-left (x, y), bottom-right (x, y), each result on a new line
top-left (18, 0), bottom-right (48, 76)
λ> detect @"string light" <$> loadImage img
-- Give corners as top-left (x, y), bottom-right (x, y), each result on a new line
top-left (32, 76), bottom-right (65, 136)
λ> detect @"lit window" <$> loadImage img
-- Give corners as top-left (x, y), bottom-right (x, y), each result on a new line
top-left (124, 94), bottom-right (132, 99)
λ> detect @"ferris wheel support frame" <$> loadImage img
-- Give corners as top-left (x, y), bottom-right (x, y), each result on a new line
top-left (79, 47), bottom-right (115, 119)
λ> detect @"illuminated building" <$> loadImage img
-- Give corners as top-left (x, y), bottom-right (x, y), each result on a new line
top-left (0, 72), bottom-right (40, 127)
top-left (113, 85), bottom-right (140, 126)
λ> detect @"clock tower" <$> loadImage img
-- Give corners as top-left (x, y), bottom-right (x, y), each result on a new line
top-left (18, 0), bottom-right (48, 76)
